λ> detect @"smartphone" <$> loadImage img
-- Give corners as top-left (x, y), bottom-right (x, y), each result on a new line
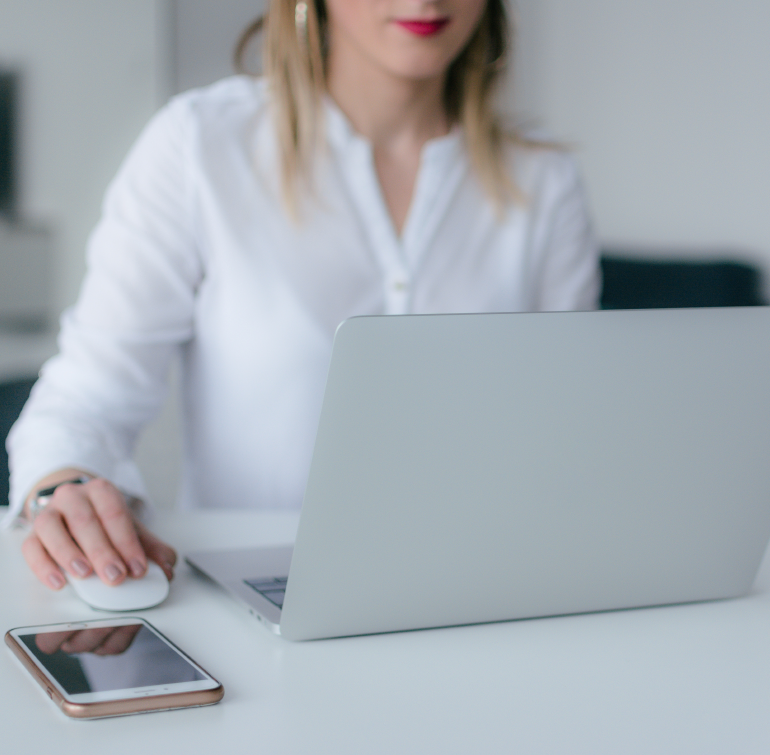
top-left (5, 617), bottom-right (224, 719)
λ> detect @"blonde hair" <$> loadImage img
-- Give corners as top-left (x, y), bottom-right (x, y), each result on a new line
top-left (236, 0), bottom-right (520, 214)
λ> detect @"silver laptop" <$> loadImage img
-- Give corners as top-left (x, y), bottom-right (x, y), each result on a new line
top-left (187, 307), bottom-right (770, 640)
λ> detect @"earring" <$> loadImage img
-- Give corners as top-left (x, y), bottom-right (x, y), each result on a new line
top-left (295, 1), bottom-right (308, 45)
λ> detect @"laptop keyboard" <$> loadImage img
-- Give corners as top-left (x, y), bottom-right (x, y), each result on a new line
top-left (244, 576), bottom-right (288, 608)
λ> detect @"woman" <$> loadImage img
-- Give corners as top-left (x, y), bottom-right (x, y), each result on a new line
top-left (7, 0), bottom-right (599, 590)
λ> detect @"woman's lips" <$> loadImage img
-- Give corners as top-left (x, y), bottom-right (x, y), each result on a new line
top-left (394, 19), bottom-right (450, 37)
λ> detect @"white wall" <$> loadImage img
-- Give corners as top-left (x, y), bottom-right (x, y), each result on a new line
top-left (513, 0), bottom-right (770, 279)
top-left (170, 0), bottom-right (264, 93)
top-left (0, 0), bottom-right (165, 316)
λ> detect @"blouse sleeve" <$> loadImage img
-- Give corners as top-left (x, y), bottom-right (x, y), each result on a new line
top-left (527, 150), bottom-right (602, 312)
top-left (3, 94), bottom-right (203, 525)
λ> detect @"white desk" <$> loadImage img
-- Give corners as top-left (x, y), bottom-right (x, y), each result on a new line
top-left (2, 511), bottom-right (770, 754)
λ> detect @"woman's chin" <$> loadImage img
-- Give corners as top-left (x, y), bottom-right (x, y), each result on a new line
top-left (379, 54), bottom-right (458, 84)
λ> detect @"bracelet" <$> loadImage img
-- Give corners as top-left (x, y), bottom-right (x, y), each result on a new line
top-left (29, 476), bottom-right (92, 520)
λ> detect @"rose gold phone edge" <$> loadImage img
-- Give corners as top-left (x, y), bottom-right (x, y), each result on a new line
top-left (4, 623), bottom-right (224, 719)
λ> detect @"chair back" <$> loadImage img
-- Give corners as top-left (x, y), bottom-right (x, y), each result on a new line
top-left (1, 377), bottom-right (36, 506)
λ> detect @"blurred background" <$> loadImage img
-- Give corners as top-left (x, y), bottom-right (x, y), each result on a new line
top-left (1, 0), bottom-right (769, 508)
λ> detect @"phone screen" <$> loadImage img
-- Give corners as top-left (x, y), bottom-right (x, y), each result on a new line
top-left (18, 623), bottom-right (205, 695)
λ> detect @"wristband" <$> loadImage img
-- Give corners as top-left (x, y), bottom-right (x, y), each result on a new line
top-left (29, 476), bottom-right (92, 519)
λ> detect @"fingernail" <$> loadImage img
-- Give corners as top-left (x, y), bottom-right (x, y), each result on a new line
top-left (48, 572), bottom-right (65, 589)
top-left (130, 559), bottom-right (146, 578)
top-left (105, 563), bottom-right (124, 583)
top-left (71, 558), bottom-right (91, 578)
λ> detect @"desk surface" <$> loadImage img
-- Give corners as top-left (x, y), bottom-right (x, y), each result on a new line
top-left (2, 511), bottom-right (770, 754)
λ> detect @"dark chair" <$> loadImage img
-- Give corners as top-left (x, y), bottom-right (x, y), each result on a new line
top-left (600, 254), bottom-right (766, 310)
top-left (1, 376), bottom-right (36, 506)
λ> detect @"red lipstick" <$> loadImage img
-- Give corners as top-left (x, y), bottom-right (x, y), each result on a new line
top-left (395, 18), bottom-right (450, 37)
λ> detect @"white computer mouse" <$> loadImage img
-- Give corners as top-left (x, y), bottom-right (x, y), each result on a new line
top-left (66, 561), bottom-right (170, 611)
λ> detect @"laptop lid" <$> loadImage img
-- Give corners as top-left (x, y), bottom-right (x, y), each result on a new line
top-left (276, 307), bottom-right (770, 640)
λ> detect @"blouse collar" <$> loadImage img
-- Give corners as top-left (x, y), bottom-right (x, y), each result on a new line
top-left (323, 96), bottom-right (463, 166)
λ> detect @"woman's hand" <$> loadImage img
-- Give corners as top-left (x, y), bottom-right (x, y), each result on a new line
top-left (22, 474), bottom-right (176, 590)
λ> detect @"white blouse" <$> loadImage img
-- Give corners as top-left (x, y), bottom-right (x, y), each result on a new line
top-left (5, 76), bottom-right (600, 522)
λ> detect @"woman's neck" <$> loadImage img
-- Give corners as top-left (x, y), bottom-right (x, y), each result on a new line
top-left (327, 55), bottom-right (449, 148)
top-left (326, 45), bottom-right (449, 235)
